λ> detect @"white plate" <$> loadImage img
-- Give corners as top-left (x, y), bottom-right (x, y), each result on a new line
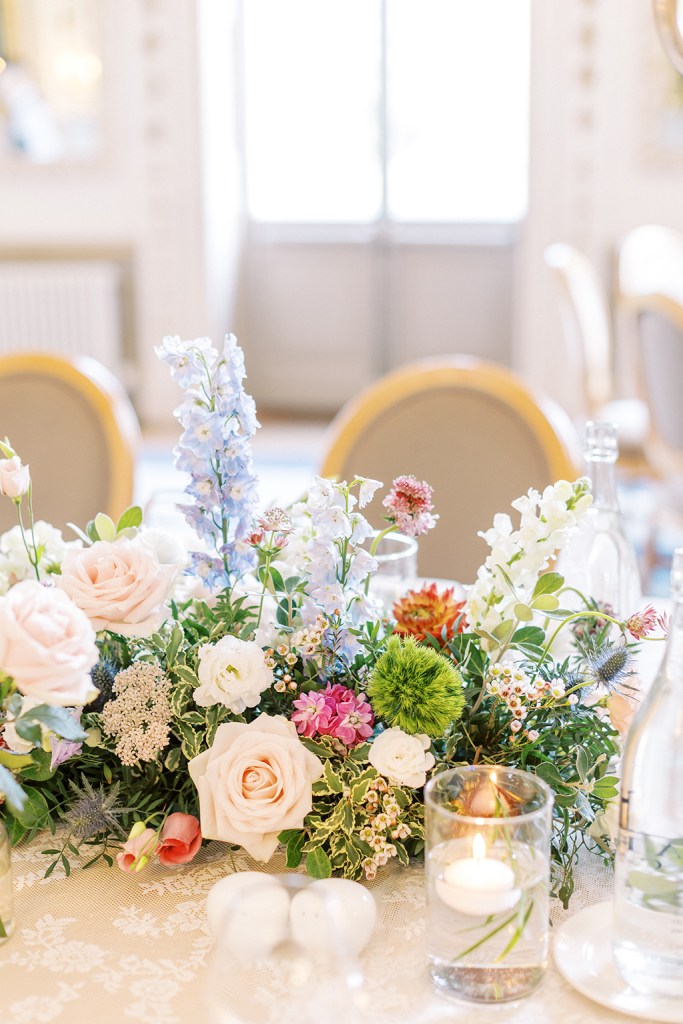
top-left (553, 901), bottom-right (683, 1023)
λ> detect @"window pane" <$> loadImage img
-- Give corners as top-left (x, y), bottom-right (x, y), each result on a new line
top-left (386, 0), bottom-right (530, 223)
top-left (243, 0), bottom-right (382, 222)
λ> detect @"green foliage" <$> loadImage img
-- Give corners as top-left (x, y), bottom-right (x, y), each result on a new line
top-left (367, 635), bottom-right (465, 737)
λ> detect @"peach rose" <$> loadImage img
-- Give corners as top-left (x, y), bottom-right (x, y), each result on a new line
top-left (0, 580), bottom-right (98, 705)
top-left (0, 455), bottom-right (30, 499)
top-left (607, 688), bottom-right (641, 738)
top-left (158, 812), bottom-right (202, 866)
top-left (188, 714), bottom-right (324, 862)
top-left (58, 537), bottom-right (176, 637)
top-left (116, 824), bottom-right (160, 873)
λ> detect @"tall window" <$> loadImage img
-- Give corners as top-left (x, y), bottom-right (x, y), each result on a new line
top-left (241, 0), bottom-right (530, 226)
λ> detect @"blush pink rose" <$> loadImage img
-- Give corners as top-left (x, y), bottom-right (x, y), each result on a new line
top-left (188, 714), bottom-right (324, 862)
top-left (58, 537), bottom-right (176, 637)
top-left (0, 456), bottom-right (30, 498)
top-left (158, 812), bottom-right (202, 866)
top-left (0, 580), bottom-right (98, 705)
top-left (116, 825), bottom-right (160, 873)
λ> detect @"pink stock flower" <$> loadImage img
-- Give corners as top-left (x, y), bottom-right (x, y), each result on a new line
top-left (382, 475), bottom-right (438, 538)
top-left (291, 691), bottom-right (333, 738)
top-left (330, 691), bottom-right (374, 746)
top-left (291, 684), bottom-right (374, 747)
top-left (625, 605), bottom-right (668, 640)
top-left (158, 812), bottom-right (202, 866)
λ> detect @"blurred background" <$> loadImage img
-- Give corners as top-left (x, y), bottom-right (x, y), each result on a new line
top-left (1, 0), bottom-right (683, 588)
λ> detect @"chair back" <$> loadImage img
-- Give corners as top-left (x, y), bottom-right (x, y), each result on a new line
top-left (617, 225), bottom-right (683, 477)
top-left (0, 352), bottom-right (140, 535)
top-left (544, 242), bottom-right (613, 413)
top-left (319, 357), bottom-right (580, 583)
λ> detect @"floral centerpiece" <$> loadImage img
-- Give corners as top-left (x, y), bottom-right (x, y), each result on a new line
top-left (0, 336), bottom-right (666, 905)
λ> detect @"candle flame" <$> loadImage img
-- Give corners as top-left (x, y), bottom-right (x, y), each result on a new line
top-left (472, 833), bottom-right (486, 861)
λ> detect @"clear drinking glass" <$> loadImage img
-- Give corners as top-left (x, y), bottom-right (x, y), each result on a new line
top-left (364, 531), bottom-right (419, 612)
top-left (0, 820), bottom-right (15, 944)
top-left (425, 765), bottom-right (553, 1003)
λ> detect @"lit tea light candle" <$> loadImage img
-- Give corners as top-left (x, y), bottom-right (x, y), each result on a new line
top-left (435, 833), bottom-right (521, 917)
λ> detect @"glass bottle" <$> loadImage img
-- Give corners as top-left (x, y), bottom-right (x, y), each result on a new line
top-left (0, 819), bottom-right (14, 944)
top-left (612, 548), bottom-right (683, 997)
top-left (557, 420), bottom-right (641, 618)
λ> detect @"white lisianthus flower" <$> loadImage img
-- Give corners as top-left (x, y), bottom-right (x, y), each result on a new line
top-left (587, 795), bottom-right (620, 851)
top-left (368, 727), bottom-right (435, 789)
top-left (194, 634), bottom-right (274, 713)
top-left (0, 520), bottom-right (82, 594)
top-left (0, 455), bottom-right (30, 498)
top-left (137, 526), bottom-right (189, 570)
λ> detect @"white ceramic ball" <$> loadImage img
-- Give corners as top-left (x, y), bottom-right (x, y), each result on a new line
top-left (289, 878), bottom-right (377, 959)
top-left (206, 871), bottom-right (290, 961)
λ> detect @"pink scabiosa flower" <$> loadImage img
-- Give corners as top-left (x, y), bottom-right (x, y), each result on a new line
top-left (382, 475), bottom-right (438, 538)
top-left (625, 605), bottom-right (668, 640)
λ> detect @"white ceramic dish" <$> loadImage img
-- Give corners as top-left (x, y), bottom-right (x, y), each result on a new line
top-left (553, 901), bottom-right (683, 1023)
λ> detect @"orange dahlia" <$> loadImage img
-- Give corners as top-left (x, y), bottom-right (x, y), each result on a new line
top-left (392, 583), bottom-right (466, 645)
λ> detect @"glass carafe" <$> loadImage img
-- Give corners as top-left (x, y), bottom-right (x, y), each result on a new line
top-left (612, 548), bottom-right (683, 997)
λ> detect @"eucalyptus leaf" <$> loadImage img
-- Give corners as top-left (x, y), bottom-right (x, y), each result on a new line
top-left (532, 571), bottom-right (564, 598)
top-left (116, 506), bottom-right (143, 532)
top-left (513, 603), bottom-right (534, 622)
top-left (531, 594), bottom-right (560, 612)
top-left (94, 513), bottom-right (117, 542)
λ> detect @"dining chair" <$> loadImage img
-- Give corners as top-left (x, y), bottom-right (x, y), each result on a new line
top-left (318, 356), bottom-right (581, 584)
top-left (0, 351), bottom-right (140, 535)
top-left (616, 224), bottom-right (683, 479)
top-left (616, 225), bottom-right (683, 578)
top-left (543, 242), bottom-right (649, 465)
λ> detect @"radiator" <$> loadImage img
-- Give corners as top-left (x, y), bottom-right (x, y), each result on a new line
top-left (0, 260), bottom-right (123, 373)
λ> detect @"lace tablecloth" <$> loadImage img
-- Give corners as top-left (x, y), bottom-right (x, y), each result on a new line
top-left (0, 832), bottom-right (657, 1024)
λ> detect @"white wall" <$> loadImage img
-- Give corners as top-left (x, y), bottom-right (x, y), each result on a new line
top-left (0, 0), bottom-right (232, 429)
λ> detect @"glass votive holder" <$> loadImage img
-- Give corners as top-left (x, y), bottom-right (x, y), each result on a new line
top-left (0, 819), bottom-right (15, 944)
top-left (424, 765), bottom-right (553, 1003)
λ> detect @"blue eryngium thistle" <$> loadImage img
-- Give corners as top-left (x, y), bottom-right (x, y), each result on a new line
top-left (367, 635), bottom-right (465, 738)
top-left (585, 641), bottom-right (634, 692)
top-left (156, 335), bottom-right (259, 589)
top-left (88, 659), bottom-right (117, 713)
top-left (63, 776), bottom-right (130, 839)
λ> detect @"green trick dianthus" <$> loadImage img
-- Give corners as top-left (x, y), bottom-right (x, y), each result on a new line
top-left (367, 635), bottom-right (465, 737)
